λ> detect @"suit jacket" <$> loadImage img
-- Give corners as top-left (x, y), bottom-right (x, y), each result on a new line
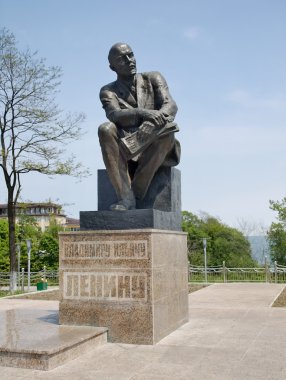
top-left (100, 71), bottom-right (180, 165)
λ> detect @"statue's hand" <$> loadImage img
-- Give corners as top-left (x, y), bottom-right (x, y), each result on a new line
top-left (139, 110), bottom-right (166, 127)
top-left (137, 122), bottom-right (156, 143)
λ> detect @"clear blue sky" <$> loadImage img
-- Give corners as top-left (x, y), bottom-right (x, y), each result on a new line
top-left (1, 0), bottom-right (286, 232)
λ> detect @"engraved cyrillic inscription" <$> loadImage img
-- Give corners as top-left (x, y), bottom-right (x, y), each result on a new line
top-left (64, 272), bottom-right (148, 301)
top-left (63, 240), bottom-right (147, 259)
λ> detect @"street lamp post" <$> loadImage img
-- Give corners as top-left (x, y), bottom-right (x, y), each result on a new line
top-left (16, 243), bottom-right (21, 288)
top-left (203, 238), bottom-right (207, 283)
top-left (26, 239), bottom-right (32, 291)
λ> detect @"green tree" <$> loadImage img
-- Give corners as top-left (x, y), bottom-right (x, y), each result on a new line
top-left (17, 213), bottom-right (41, 241)
top-left (0, 219), bottom-right (9, 271)
top-left (16, 214), bottom-right (41, 272)
top-left (182, 211), bottom-right (257, 267)
top-left (0, 29), bottom-right (86, 290)
top-left (268, 196), bottom-right (286, 264)
top-left (0, 214), bottom-right (63, 272)
top-left (33, 219), bottom-right (62, 271)
top-left (182, 211), bottom-right (206, 265)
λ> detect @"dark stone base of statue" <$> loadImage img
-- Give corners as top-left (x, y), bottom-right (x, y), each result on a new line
top-left (80, 167), bottom-right (182, 231)
top-left (80, 208), bottom-right (182, 231)
top-left (98, 167), bottom-right (181, 212)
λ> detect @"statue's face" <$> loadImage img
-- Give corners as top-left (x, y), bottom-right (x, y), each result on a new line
top-left (109, 44), bottom-right (137, 77)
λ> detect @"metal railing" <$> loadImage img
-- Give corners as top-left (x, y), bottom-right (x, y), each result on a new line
top-left (0, 267), bottom-right (59, 291)
top-left (1, 262), bottom-right (286, 290)
top-left (189, 261), bottom-right (286, 283)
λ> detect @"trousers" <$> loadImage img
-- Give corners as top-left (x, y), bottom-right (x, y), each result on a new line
top-left (98, 122), bottom-right (176, 201)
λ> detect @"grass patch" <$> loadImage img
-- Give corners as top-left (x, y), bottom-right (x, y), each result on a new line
top-left (272, 286), bottom-right (286, 307)
top-left (189, 283), bottom-right (209, 293)
top-left (9, 289), bottom-right (59, 300)
top-left (0, 290), bottom-right (25, 298)
top-left (0, 288), bottom-right (59, 300)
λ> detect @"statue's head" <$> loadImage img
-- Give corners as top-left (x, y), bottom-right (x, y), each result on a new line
top-left (108, 43), bottom-right (137, 78)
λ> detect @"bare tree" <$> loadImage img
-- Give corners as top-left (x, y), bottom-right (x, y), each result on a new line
top-left (0, 29), bottom-right (86, 290)
top-left (236, 217), bottom-right (268, 237)
top-left (236, 218), bottom-right (257, 237)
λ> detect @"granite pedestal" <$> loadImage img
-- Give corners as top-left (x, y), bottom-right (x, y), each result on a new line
top-left (59, 229), bottom-right (188, 344)
top-left (81, 167), bottom-right (182, 231)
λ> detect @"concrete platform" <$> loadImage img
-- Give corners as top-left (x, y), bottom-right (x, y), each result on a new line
top-left (0, 299), bottom-right (107, 370)
top-left (1, 283), bottom-right (286, 379)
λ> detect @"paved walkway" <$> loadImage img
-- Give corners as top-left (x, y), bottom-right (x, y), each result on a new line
top-left (1, 283), bottom-right (286, 379)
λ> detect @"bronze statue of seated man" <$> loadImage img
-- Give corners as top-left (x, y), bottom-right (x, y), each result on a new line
top-left (98, 43), bottom-right (180, 211)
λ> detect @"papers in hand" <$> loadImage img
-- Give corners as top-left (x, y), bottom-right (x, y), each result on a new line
top-left (120, 122), bottom-right (179, 159)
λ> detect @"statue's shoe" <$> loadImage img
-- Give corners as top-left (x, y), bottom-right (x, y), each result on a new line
top-left (109, 198), bottom-right (136, 211)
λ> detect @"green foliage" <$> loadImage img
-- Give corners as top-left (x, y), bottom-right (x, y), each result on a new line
top-left (0, 220), bottom-right (9, 271)
top-left (269, 197), bottom-right (286, 223)
top-left (268, 197), bottom-right (286, 264)
top-left (33, 219), bottom-right (62, 270)
top-left (0, 216), bottom-right (62, 272)
top-left (182, 211), bottom-right (257, 267)
top-left (17, 214), bottom-right (41, 241)
top-left (16, 214), bottom-right (41, 272)
top-left (33, 234), bottom-right (59, 271)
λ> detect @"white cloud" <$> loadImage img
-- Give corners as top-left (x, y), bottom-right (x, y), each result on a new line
top-left (226, 90), bottom-right (286, 110)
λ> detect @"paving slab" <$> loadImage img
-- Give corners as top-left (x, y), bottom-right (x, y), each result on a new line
top-left (0, 300), bottom-right (107, 370)
top-left (0, 283), bottom-right (286, 379)
top-left (188, 282), bottom-right (285, 308)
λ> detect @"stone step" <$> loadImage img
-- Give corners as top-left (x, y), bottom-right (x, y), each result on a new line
top-left (0, 307), bottom-right (107, 371)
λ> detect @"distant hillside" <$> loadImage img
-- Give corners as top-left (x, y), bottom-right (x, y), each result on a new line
top-left (247, 236), bottom-right (270, 265)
